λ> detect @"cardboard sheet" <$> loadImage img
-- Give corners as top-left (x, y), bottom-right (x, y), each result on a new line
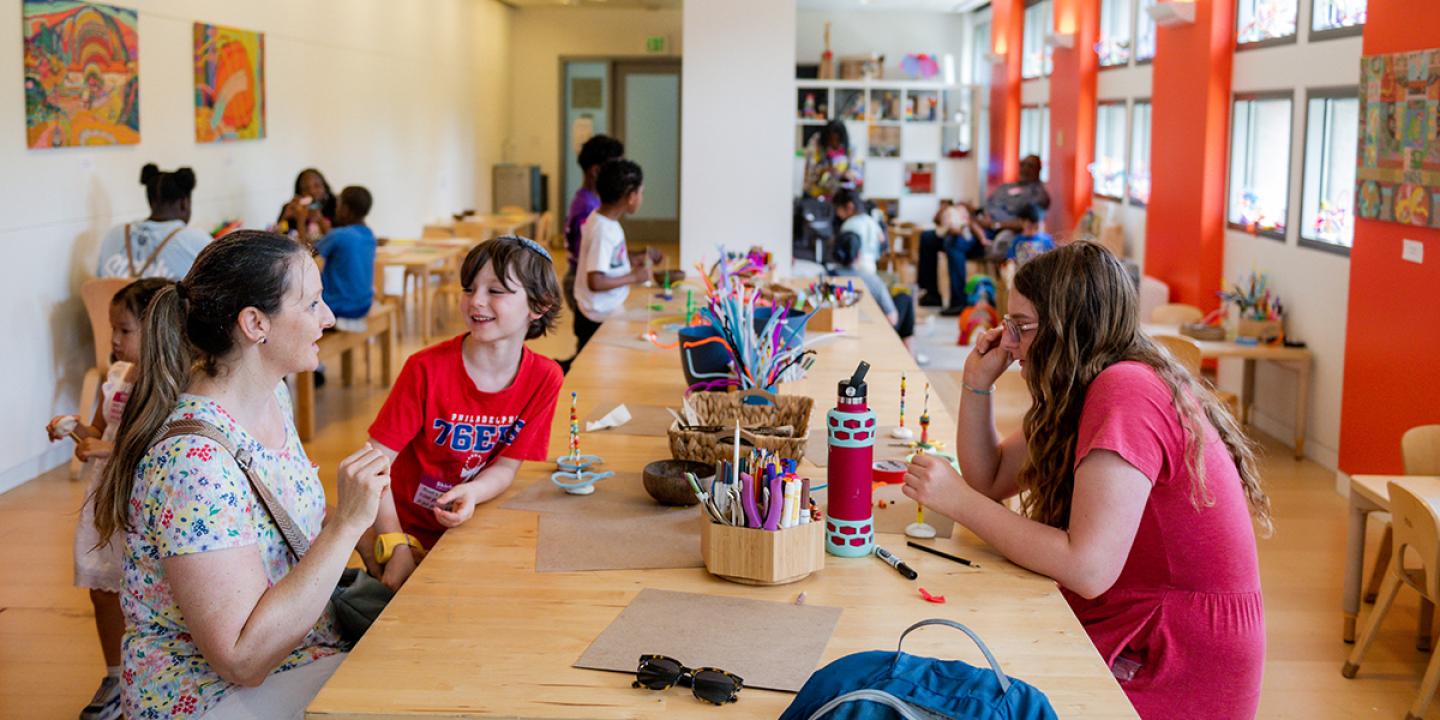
top-left (535, 510), bottom-right (703, 572)
top-left (583, 404), bottom-right (677, 438)
top-left (574, 589), bottom-right (842, 693)
top-left (501, 471), bottom-right (670, 516)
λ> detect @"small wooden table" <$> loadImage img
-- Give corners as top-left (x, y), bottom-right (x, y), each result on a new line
top-left (1343, 474), bottom-right (1440, 642)
top-left (307, 290), bottom-right (1136, 719)
top-left (452, 212), bottom-right (541, 241)
top-left (1142, 324), bottom-right (1314, 459)
top-left (375, 243), bottom-right (464, 343)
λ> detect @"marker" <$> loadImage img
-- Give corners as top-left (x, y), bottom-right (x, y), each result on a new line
top-left (873, 545), bottom-right (918, 580)
top-left (907, 541), bottom-right (981, 568)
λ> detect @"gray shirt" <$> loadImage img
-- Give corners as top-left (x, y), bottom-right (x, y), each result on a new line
top-left (96, 220), bottom-right (211, 280)
top-left (983, 180), bottom-right (1051, 222)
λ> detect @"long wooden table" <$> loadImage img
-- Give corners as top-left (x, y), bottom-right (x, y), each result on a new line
top-left (1143, 323), bottom-right (1314, 459)
top-left (308, 286), bottom-right (1135, 718)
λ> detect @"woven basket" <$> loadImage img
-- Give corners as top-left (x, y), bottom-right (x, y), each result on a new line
top-left (669, 389), bottom-right (813, 464)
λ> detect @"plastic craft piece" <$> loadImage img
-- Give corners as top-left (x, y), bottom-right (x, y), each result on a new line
top-left (918, 587), bottom-right (947, 604)
top-left (552, 453), bottom-right (614, 495)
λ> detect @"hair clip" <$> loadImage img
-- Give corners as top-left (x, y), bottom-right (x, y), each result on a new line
top-left (500, 234), bottom-right (552, 263)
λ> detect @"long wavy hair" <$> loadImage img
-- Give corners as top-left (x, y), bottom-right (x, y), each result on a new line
top-left (1012, 242), bottom-right (1272, 535)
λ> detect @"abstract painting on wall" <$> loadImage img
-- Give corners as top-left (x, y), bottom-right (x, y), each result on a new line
top-left (23, 0), bottom-right (140, 149)
top-left (1357, 49), bottom-right (1440, 229)
top-left (193, 23), bottom-right (265, 142)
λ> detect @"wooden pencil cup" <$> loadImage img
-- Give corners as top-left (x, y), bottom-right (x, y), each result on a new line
top-left (810, 304), bottom-right (861, 333)
top-left (1236, 318), bottom-right (1283, 344)
top-left (700, 518), bottom-right (825, 586)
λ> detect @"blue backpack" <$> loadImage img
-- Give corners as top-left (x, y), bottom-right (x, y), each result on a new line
top-left (780, 620), bottom-right (1059, 720)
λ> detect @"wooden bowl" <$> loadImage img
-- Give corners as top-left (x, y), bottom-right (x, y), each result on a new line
top-left (642, 460), bottom-right (711, 506)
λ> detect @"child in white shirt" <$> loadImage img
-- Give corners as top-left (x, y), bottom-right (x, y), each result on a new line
top-left (572, 159), bottom-right (662, 354)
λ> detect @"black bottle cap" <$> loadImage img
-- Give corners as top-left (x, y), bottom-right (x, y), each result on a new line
top-left (838, 361), bottom-right (870, 399)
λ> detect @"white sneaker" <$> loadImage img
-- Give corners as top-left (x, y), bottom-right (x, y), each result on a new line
top-left (79, 675), bottom-right (121, 720)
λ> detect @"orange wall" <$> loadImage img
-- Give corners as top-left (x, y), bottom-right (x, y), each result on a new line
top-left (988, 0), bottom-right (1025, 187)
top-left (1338, 1), bottom-right (1440, 474)
top-left (1141, 0), bottom-right (1233, 312)
top-left (1046, 0), bottom-right (1099, 235)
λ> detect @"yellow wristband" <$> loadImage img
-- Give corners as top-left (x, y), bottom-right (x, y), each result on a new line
top-left (374, 533), bottom-right (422, 564)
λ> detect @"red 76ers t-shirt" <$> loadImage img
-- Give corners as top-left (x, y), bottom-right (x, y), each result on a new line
top-left (369, 336), bottom-right (563, 548)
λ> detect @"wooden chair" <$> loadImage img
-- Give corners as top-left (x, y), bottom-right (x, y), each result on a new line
top-left (421, 224), bottom-right (454, 239)
top-left (1151, 303), bottom-right (1205, 326)
top-left (74, 278), bottom-right (130, 478)
top-left (1362, 425), bottom-right (1440, 639)
top-left (1344, 480), bottom-right (1440, 720)
top-left (534, 211), bottom-right (558, 249)
top-left (452, 220), bottom-right (488, 241)
top-left (1152, 334), bottom-right (1242, 420)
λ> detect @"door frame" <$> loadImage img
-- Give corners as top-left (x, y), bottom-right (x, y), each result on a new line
top-left (557, 56), bottom-right (683, 247)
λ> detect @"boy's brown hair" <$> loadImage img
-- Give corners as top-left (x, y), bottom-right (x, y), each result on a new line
top-left (460, 235), bottom-right (561, 340)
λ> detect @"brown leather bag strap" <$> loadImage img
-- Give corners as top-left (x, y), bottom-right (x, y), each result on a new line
top-left (155, 418), bottom-right (311, 560)
top-left (132, 225), bottom-right (185, 278)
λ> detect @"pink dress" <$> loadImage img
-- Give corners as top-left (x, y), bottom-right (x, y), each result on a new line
top-left (1067, 361), bottom-right (1264, 719)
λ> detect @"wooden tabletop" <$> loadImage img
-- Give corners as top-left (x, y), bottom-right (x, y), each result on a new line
top-left (308, 283), bottom-right (1136, 719)
top-left (375, 243), bottom-right (463, 268)
top-left (1141, 324), bottom-right (1313, 362)
top-left (1350, 474), bottom-right (1440, 509)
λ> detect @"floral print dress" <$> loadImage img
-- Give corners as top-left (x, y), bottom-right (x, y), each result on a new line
top-left (120, 386), bottom-right (343, 719)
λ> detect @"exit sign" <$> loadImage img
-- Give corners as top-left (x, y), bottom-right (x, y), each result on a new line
top-left (645, 35), bottom-right (668, 54)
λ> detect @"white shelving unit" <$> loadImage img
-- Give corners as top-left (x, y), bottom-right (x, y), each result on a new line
top-left (794, 79), bottom-right (981, 224)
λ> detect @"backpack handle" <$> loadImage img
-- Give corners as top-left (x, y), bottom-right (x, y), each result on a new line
top-left (893, 619), bottom-right (1011, 693)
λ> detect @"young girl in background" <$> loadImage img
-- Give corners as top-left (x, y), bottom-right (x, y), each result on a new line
top-left (362, 236), bottom-right (564, 590)
top-left (46, 277), bottom-right (171, 720)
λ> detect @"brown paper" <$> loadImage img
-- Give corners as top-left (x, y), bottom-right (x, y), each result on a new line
top-left (501, 471), bottom-right (671, 516)
top-left (574, 588), bottom-right (842, 693)
top-left (535, 510), bottom-right (703, 572)
top-left (583, 404), bottom-right (677, 438)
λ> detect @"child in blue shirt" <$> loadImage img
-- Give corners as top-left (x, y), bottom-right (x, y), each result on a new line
top-left (316, 186), bottom-right (376, 323)
top-left (1007, 203), bottom-right (1055, 266)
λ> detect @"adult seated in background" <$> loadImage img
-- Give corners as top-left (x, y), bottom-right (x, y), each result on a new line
top-left (93, 232), bottom-right (389, 720)
top-left (802, 120), bottom-right (862, 200)
top-left (830, 189), bottom-right (919, 360)
top-left (975, 154), bottom-right (1050, 240)
top-left (916, 200), bottom-right (988, 315)
top-left (902, 243), bottom-right (1268, 719)
top-left (316, 186), bottom-right (377, 331)
top-left (97, 164), bottom-right (211, 280)
top-left (277, 168), bottom-right (337, 242)
top-left (1007, 203), bottom-right (1055, 267)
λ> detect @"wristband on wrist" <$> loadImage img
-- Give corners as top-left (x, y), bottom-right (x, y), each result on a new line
top-left (962, 381), bottom-right (995, 396)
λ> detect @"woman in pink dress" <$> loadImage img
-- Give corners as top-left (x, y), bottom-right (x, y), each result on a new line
top-left (903, 242), bottom-right (1271, 719)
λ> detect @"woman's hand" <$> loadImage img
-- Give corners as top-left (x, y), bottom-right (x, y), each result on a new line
top-left (964, 327), bottom-right (1015, 390)
top-left (335, 444), bottom-right (391, 535)
top-left (902, 452), bottom-right (972, 520)
top-left (433, 484), bottom-right (478, 528)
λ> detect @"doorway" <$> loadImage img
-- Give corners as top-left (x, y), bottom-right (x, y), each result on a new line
top-left (561, 59), bottom-right (682, 246)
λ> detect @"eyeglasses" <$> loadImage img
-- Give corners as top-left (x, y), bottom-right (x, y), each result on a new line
top-left (632, 654), bottom-right (744, 705)
top-left (1002, 314), bottom-right (1039, 343)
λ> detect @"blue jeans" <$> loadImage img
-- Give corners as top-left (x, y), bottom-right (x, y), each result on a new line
top-left (918, 230), bottom-right (980, 307)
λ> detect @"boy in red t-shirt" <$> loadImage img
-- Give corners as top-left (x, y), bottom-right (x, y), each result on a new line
top-left (363, 236), bottom-right (564, 590)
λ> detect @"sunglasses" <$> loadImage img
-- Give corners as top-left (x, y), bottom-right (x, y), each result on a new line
top-left (1002, 314), bottom-right (1039, 343)
top-left (632, 654), bottom-right (744, 705)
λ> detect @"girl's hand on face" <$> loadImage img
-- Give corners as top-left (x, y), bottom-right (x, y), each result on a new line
top-left (964, 327), bottom-right (1014, 389)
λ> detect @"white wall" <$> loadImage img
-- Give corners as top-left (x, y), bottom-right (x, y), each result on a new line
top-left (1219, 15), bottom-right (1362, 470)
top-left (681, 0), bottom-right (796, 271)
top-left (796, 9), bottom-right (966, 83)
top-left (506, 6), bottom-right (683, 218)
top-left (0, 0), bottom-right (510, 493)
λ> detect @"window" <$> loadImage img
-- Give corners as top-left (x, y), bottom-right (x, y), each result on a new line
top-left (1021, 1), bottom-right (1053, 79)
top-left (1097, 0), bottom-right (1132, 67)
top-left (1227, 94), bottom-right (1294, 238)
top-left (1135, 0), bottom-right (1157, 62)
top-left (1092, 102), bottom-right (1127, 198)
top-left (1020, 105), bottom-right (1050, 180)
top-left (1300, 91), bottom-right (1358, 252)
top-left (1129, 101), bottom-right (1152, 205)
top-left (1311, 0), bottom-right (1365, 36)
top-left (970, 19), bottom-right (992, 87)
top-left (1237, 0), bottom-right (1298, 46)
